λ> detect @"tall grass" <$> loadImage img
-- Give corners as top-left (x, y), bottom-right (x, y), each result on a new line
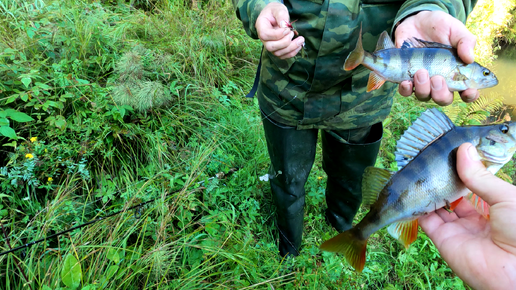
top-left (0, 0), bottom-right (514, 289)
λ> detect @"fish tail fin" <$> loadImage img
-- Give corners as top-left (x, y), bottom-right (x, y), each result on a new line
top-left (320, 229), bottom-right (368, 272)
top-left (344, 27), bottom-right (365, 71)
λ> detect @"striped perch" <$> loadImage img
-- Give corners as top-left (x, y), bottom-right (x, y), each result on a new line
top-left (320, 109), bottom-right (516, 272)
top-left (344, 28), bottom-right (499, 92)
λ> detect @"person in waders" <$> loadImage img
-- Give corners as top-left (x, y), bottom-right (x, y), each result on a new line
top-left (231, 0), bottom-right (480, 257)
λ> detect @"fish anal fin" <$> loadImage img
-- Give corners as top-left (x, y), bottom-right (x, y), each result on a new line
top-left (366, 71), bottom-right (386, 92)
top-left (466, 192), bottom-right (491, 220)
top-left (320, 229), bottom-right (368, 272)
top-left (387, 219), bottom-right (419, 248)
top-left (375, 31), bottom-right (396, 51)
top-left (362, 167), bottom-right (393, 207)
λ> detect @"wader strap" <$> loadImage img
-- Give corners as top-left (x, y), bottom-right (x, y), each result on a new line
top-left (245, 46), bottom-right (263, 98)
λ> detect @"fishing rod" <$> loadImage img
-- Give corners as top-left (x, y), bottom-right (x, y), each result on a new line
top-left (0, 168), bottom-right (239, 257)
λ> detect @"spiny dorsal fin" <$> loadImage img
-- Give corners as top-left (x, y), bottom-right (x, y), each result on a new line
top-left (386, 219), bottom-right (419, 248)
top-left (375, 31), bottom-right (396, 51)
top-left (362, 167), bottom-right (394, 207)
top-left (401, 38), bottom-right (453, 50)
top-left (395, 108), bottom-right (455, 170)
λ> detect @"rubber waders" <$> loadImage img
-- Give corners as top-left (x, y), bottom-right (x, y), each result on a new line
top-left (262, 114), bottom-right (383, 257)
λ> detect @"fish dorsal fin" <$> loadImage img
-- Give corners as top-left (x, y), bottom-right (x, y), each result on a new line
top-left (362, 167), bottom-right (394, 207)
top-left (375, 31), bottom-right (396, 51)
top-left (395, 108), bottom-right (455, 170)
top-left (387, 219), bottom-right (419, 248)
top-left (401, 38), bottom-right (453, 50)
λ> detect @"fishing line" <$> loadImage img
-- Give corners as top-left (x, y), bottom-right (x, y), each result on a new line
top-left (0, 168), bottom-right (239, 257)
top-left (261, 62), bottom-right (310, 122)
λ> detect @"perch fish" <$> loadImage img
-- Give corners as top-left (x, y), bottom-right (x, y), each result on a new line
top-left (320, 108), bottom-right (516, 272)
top-left (345, 29), bottom-right (499, 92)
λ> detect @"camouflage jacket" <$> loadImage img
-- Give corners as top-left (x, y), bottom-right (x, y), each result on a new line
top-left (233, 0), bottom-right (477, 130)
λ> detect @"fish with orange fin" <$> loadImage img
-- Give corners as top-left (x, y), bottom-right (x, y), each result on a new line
top-left (344, 28), bottom-right (498, 92)
top-left (320, 108), bottom-right (516, 272)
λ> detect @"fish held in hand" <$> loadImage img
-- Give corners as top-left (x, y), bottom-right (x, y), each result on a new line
top-left (320, 108), bottom-right (516, 272)
top-left (344, 29), bottom-right (498, 92)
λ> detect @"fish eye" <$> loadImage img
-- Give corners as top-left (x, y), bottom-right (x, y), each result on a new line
top-left (500, 124), bottom-right (509, 134)
top-left (483, 70), bottom-right (491, 76)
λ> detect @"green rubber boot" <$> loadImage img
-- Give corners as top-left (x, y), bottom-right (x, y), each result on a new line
top-left (322, 122), bottom-right (383, 232)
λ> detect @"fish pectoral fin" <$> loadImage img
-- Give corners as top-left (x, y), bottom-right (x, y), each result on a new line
top-left (362, 167), bottom-right (394, 207)
top-left (465, 192), bottom-right (491, 220)
top-left (320, 229), bottom-right (368, 273)
top-left (375, 31), bottom-right (395, 51)
top-left (366, 71), bottom-right (386, 92)
top-left (387, 219), bottom-right (419, 249)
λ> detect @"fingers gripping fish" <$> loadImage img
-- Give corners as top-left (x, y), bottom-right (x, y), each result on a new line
top-left (320, 109), bottom-right (516, 272)
top-left (344, 28), bottom-right (499, 92)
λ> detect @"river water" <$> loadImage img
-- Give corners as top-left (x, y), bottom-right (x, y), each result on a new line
top-left (482, 56), bottom-right (516, 105)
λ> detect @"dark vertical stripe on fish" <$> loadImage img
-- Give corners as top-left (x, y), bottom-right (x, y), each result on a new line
top-left (423, 49), bottom-right (438, 72)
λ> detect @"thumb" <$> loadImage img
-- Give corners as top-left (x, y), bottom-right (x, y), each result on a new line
top-left (448, 23), bottom-right (476, 64)
top-left (456, 143), bottom-right (516, 205)
top-left (271, 5), bottom-right (290, 28)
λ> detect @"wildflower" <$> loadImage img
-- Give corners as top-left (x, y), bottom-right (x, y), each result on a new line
top-left (44, 149), bottom-right (48, 153)
top-left (25, 153), bottom-right (34, 159)
top-left (48, 177), bottom-right (53, 182)
top-left (317, 176), bottom-right (323, 180)
top-left (30, 137), bottom-right (37, 142)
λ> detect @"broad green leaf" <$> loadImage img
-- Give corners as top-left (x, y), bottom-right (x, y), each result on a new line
top-left (2, 141), bottom-right (17, 147)
top-left (0, 126), bottom-right (17, 140)
top-left (106, 248), bottom-right (120, 264)
top-left (105, 265), bottom-right (119, 280)
top-left (8, 111), bottom-right (33, 122)
top-left (55, 115), bottom-right (67, 129)
top-left (81, 285), bottom-right (96, 290)
top-left (20, 93), bottom-right (28, 102)
top-left (0, 117), bottom-right (9, 126)
top-left (42, 286), bottom-right (52, 290)
top-left (21, 77), bottom-right (31, 88)
top-left (61, 254), bottom-right (82, 289)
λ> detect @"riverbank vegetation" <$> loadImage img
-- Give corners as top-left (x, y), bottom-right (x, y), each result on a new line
top-left (0, 0), bottom-right (514, 289)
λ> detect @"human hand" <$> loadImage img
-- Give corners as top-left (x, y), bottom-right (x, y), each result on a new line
top-left (255, 3), bottom-right (305, 59)
top-left (419, 143), bottom-right (516, 289)
top-left (395, 10), bottom-right (479, 106)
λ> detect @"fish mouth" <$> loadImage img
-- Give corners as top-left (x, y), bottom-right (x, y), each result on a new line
top-left (479, 150), bottom-right (512, 164)
top-left (479, 78), bottom-right (499, 89)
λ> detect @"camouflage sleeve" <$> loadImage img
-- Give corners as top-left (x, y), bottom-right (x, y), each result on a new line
top-left (394, 0), bottom-right (478, 26)
top-left (232, 0), bottom-right (281, 39)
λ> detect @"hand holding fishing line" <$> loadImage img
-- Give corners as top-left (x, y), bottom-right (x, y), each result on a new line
top-left (395, 10), bottom-right (480, 105)
top-left (255, 3), bottom-right (305, 59)
top-left (419, 143), bottom-right (516, 289)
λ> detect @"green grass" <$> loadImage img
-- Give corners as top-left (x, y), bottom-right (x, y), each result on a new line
top-left (0, 0), bottom-right (513, 289)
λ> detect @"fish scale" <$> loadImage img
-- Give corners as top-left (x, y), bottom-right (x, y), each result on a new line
top-left (320, 108), bottom-right (516, 272)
